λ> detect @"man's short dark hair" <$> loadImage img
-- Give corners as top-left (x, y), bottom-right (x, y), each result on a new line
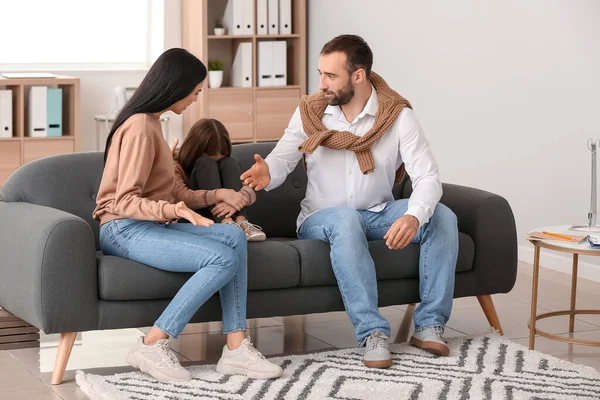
top-left (320, 34), bottom-right (373, 80)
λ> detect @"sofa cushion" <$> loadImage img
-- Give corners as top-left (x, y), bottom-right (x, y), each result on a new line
top-left (98, 239), bottom-right (301, 301)
top-left (286, 233), bottom-right (475, 287)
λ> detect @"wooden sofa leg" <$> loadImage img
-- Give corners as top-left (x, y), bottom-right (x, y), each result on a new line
top-left (477, 295), bottom-right (504, 335)
top-left (394, 303), bottom-right (416, 343)
top-left (51, 332), bottom-right (77, 385)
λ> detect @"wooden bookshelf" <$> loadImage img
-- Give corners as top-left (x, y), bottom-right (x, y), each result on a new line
top-left (181, 0), bottom-right (307, 143)
top-left (0, 75), bottom-right (80, 188)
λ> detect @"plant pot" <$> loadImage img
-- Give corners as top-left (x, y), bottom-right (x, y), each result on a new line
top-left (208, 70), bottom-right (223, 88)
top-left (214, 27), bottom-right (225, 36)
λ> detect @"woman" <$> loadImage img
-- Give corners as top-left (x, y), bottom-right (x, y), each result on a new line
top-left (172, 118), bottom-right (266, 241)
top-left (93, 48), bottom-right (282, 382)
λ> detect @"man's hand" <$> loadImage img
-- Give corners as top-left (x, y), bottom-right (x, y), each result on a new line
top-left (170, 138), bottom-right (179, 158)
top-left (216, 189), bottom-right (247, 211)
top-left (240, 154), bottom-right (270, 191)
top-left (175, 201), bottom-right (214, 227)
top-left (212, 203), bottom-right (237, 219)
top-left (384, 215), bottom-right (419, 250)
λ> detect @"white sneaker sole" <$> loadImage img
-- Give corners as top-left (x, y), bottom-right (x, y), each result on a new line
top-left (216, 359), bottom-right (282, 379)
top-left (126, 351), bottom-right (191, 382)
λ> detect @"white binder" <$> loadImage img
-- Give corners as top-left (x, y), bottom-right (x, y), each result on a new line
top-left (28, 86), bottom-right (47, 137)
top-left (267, 0), bottom-right (279, 34)
top-left (231, 42), bottom-right (253, 87)
top-left (258, 41), bottom-right (287, 87)
top-left (258, 41), bottom-right (274, 87)
top-left (242, 0), bottom-right (254, 34)
top-left (257, 0), bottom-right (268, 35)
top-left (222, 0), bottom-right (244, 35)
top-left (0, 90), bottom-right (12, 138)
top-left (272, 41), bottom-right (287, 86)
top-left (279, 0), bottom-right (292, 34)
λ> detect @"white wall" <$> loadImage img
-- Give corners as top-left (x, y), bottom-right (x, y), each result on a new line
top-left (308, 0), bottom-right (600, 278)
top-left (74, 0), bottom-right (183, 152)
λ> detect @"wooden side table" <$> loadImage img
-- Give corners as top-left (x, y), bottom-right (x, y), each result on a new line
top-left (528, 225), bottom-right (600, 350)
top-left (0, 308), bottom-right (39, 350)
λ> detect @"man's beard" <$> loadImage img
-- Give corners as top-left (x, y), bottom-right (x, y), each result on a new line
top-left (323, 80), bottom-right (354, 106)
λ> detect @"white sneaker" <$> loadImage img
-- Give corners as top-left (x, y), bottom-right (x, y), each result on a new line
top-left (126, 337), bottom-right (191, 382)
top-left (216, 337), bottom-right (283, 379)
top-left (363, 330), bottom-right (393, 368)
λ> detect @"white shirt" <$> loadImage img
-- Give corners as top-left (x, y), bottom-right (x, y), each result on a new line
top-left (265, 86), bottom-right (442, 230)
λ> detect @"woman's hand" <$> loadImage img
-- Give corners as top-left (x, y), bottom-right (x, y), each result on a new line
top-left (175, 201), bottom-right (214, 227)
top-left (215, 189), bottom-right (247, 211)
top-left (170, 138), bottom-right (179, 158)
top-left (211, 203), bottom-right (237, 219)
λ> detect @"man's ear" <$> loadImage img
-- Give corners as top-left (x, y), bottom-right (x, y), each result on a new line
top-left (353, 68), bottom-right (366, 84)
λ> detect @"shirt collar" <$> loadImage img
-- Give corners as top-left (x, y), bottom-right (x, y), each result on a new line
top-left (323, 84), bottom-right (378, 121)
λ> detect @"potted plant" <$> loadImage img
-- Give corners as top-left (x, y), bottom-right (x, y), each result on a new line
top-left (208, 60), bottom-right (224, 88)
top-left (214, 20), bottom-right (225, 36)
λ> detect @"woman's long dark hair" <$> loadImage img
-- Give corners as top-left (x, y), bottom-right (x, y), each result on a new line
top-left (104, 48), bottom-right (207, 163)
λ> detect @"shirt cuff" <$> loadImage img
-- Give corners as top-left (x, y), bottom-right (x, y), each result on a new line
top-left (164, 203), bottom-right (178, 220)
top-left (264, 157), bottom-right (281, 191)
top-left (240, 186), bottom-right (256, 205)
top-left (405, 206), bottom-right (429, 228)
top-left (206, 190), bottom-right (216, 206)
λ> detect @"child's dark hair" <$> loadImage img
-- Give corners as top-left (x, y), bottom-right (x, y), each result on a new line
top-left (177, 118), bottom-right (232, 176)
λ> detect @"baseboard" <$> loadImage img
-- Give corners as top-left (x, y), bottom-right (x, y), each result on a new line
top-left (518, 244), bottom-right (600, 283)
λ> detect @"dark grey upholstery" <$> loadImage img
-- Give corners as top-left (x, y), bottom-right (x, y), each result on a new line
top-left (0, 142), bottom-right (518, 335)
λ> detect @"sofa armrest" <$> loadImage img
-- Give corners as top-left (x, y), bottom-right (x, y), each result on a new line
top-left (0, 202), bottom-right (98, 333)
top-left (402, 182), bottom-right (518, 295)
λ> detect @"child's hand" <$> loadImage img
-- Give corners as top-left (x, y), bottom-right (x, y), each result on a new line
top-left (215, 189), bottom-right (247, 211)
top-left (175, 201), bottom-right (214, 227)
top-left (212, 203), bottom-right (237, 219)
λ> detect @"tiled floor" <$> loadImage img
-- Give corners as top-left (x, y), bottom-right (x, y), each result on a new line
top-left (1, 261), bottom-right (599, 399)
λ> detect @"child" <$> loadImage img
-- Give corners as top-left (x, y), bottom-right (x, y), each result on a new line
top-left (172, 118), bottom-right (266, 241)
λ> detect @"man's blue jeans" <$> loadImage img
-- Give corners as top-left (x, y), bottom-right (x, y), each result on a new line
top-left (298, 199), bottom-right (459, 345)
top-left (99, 219), bottom-right (248, 338)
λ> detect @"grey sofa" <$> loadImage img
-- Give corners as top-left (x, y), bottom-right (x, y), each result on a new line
top-left (0, 142), bottom-right (517, 384)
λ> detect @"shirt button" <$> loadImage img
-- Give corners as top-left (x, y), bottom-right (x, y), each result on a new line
top-left (350, 195), bottom-right (354, 199)
top-left (348, 171), bottom-right (352, 175)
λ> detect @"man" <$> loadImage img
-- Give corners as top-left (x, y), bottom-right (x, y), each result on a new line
top-left (241, 34), bottom-right (458, 368)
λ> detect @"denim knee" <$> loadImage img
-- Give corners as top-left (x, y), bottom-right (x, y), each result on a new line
top-left (219, 223), bottom-right (246, 247)
top-left (211, 247), bottom-right (239, 278)
top-left (431, 203), bottom-right (458, 230)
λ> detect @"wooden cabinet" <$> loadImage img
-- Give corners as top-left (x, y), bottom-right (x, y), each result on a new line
top-left (208, 89), bottom-right (254, 141)
top-left (0, 76), bottom-right (80, 189)
top-left (23, 139), bottom-right (74, 164)
top-left (0, 141), bottom-right (21, 187)
top-left (182, 0), bottom-right (306, 143)
top-left (255, 88), bottom-right (300, 140)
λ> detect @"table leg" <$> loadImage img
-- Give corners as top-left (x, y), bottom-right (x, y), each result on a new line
top-left (96, 121), bottom-right (101, 152)
top-left (529, 245), bottom-right (541, 350)
top-left (569, 254), bottom-right (579, 333)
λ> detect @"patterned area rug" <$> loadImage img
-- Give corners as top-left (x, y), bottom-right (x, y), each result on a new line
top-left (76, 332), bottom-right (600, 400)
